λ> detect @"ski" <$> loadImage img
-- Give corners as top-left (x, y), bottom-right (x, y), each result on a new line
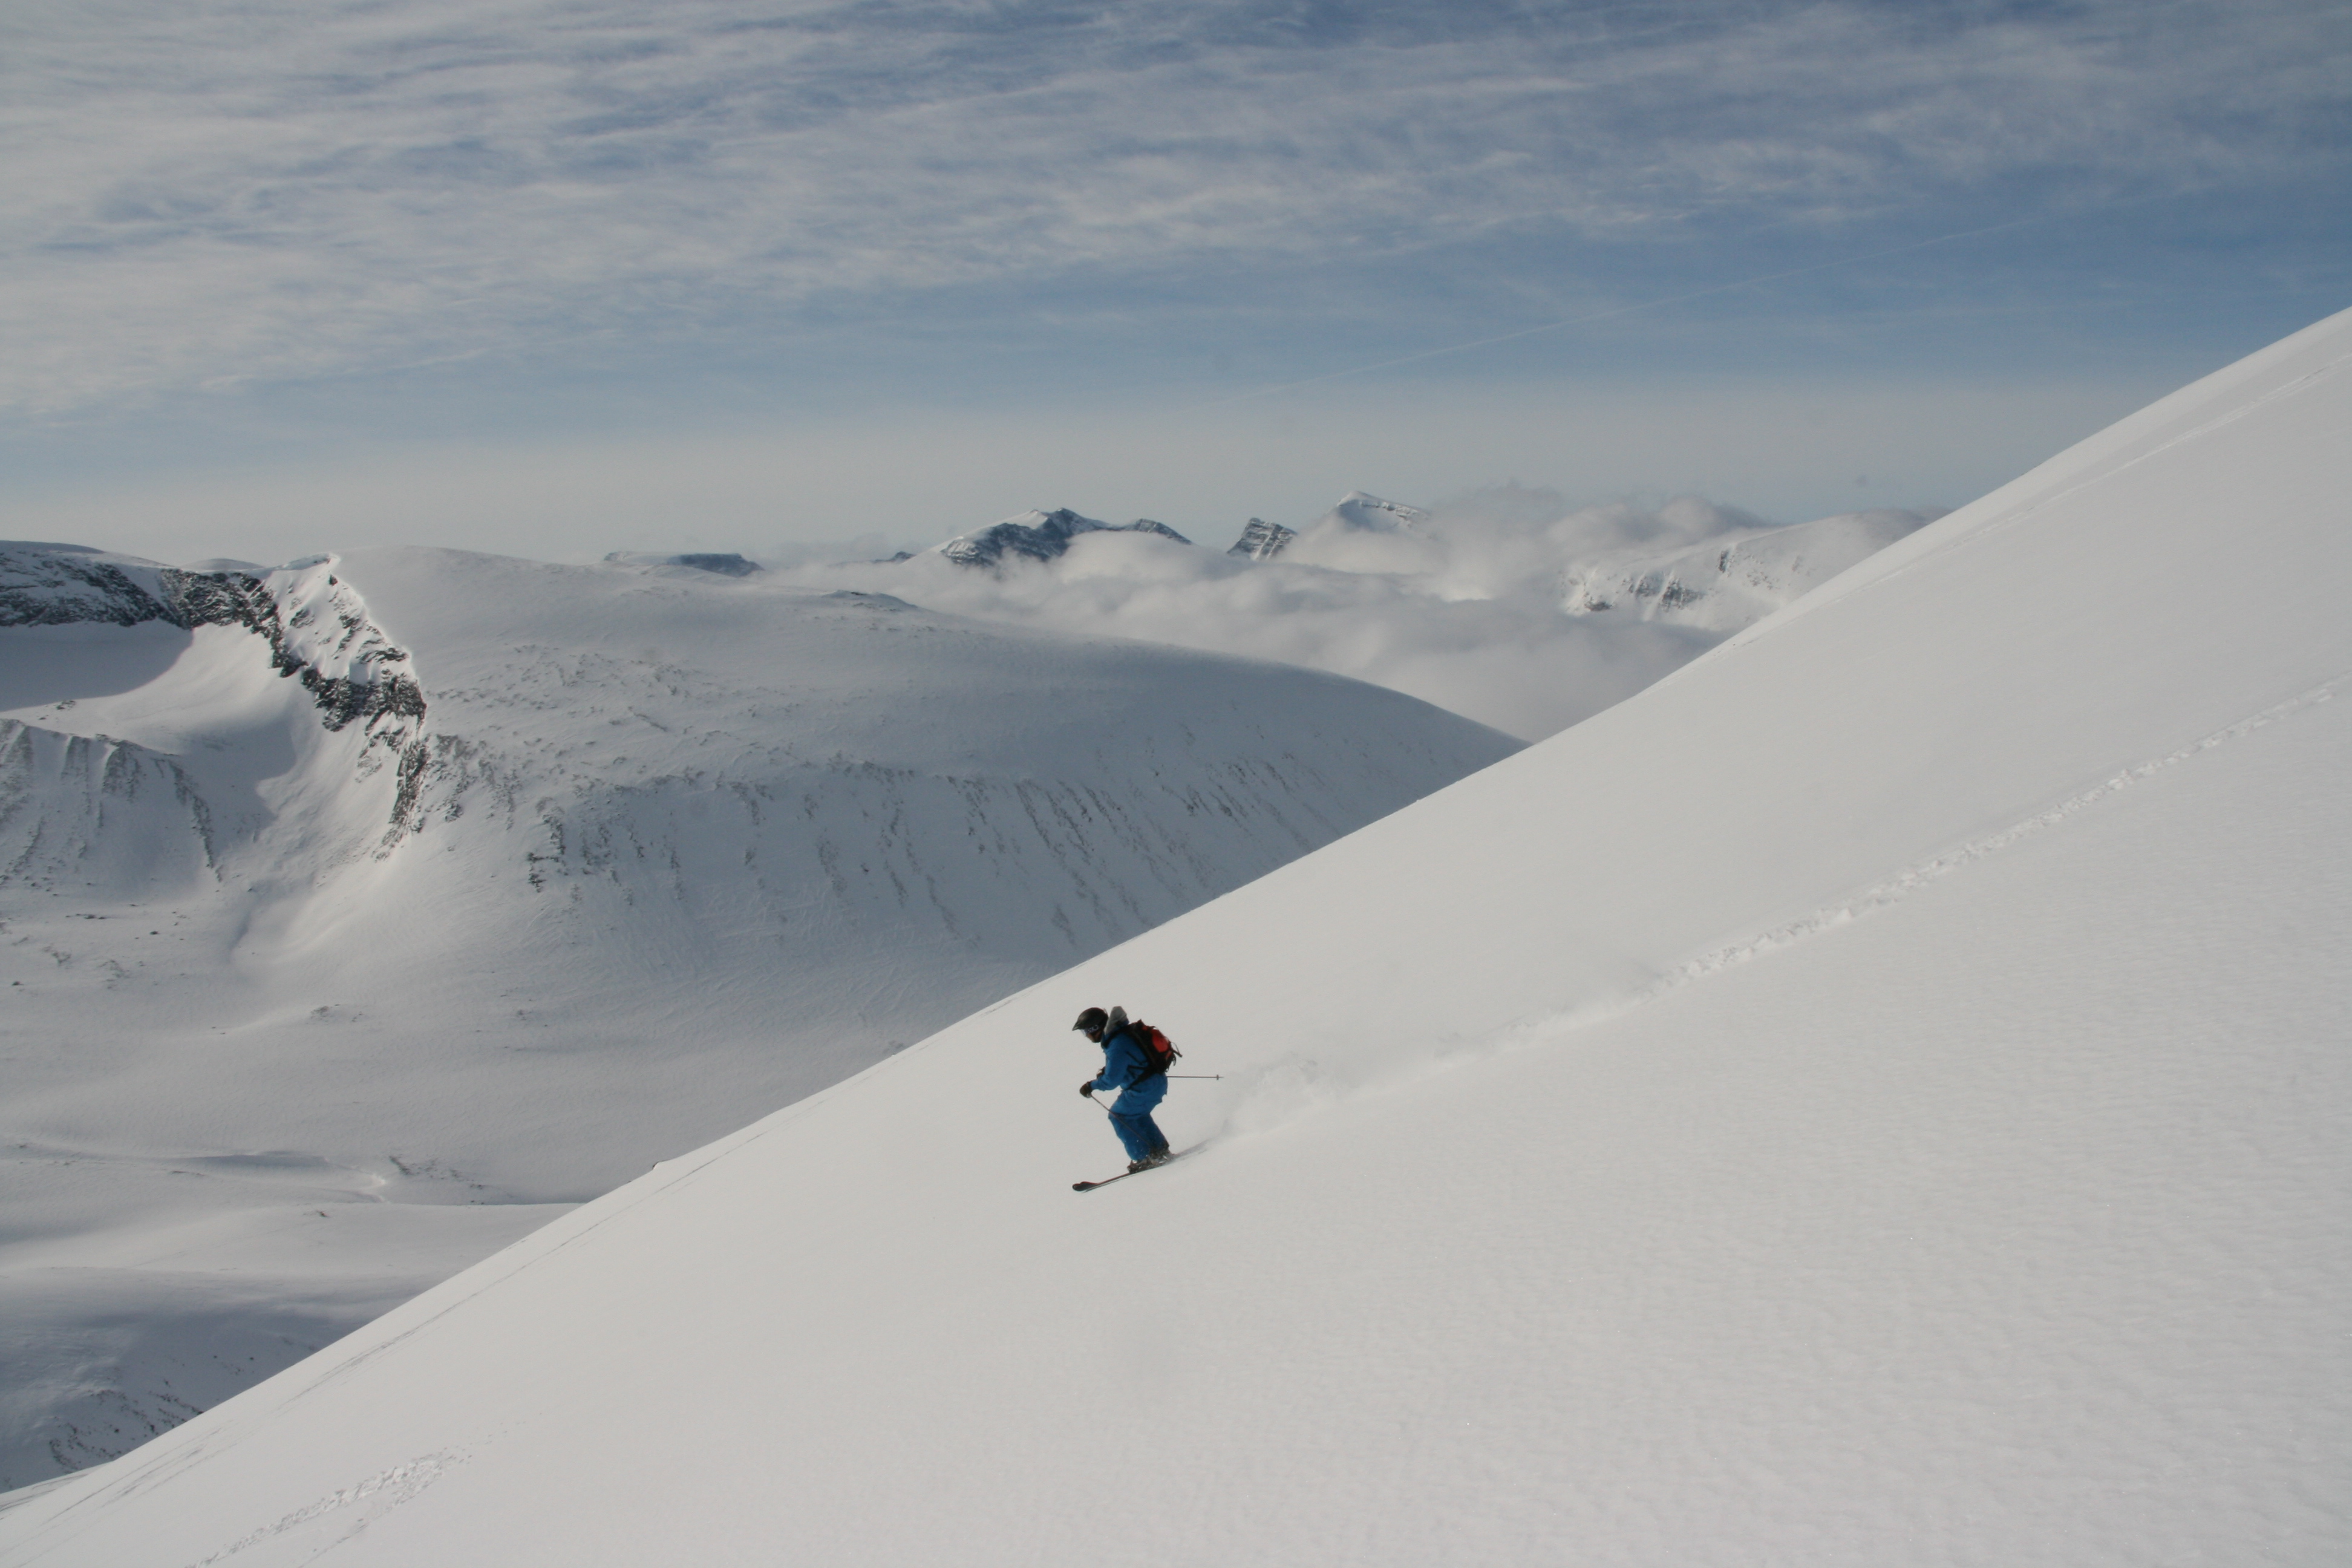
top-left (1073, 1145), bottom-right (1196, 1191)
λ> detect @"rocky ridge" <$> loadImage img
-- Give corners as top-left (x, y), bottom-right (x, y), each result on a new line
top-left (935, 509), bottom-right (1190, 569)
top-left (1227, 518), bottom-right (1298, 560)
top-left (0, 544), bottom-right (428, 834)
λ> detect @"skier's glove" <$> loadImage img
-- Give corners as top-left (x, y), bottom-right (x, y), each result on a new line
top-left (1079, 1080), bottom-right (1099, 1097)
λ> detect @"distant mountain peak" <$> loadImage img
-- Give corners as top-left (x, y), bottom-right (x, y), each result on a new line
top-left (935, 509), bottom-right (1191, 569)
top-left (1228, 517), bottom-right (1298, 560)
top-left (1560, 509), bottom-right (1938, 632)
top-left (601, 552), bottom-right (762, 577)
top-left (1327, 491), bottom-right (1428, 532)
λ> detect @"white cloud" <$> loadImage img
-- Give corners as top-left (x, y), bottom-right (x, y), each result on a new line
top-left (0, 368), bottom-right (2169, 573)
top-left (768, 488), bottom-right (1935, 740)
top-left (2, 0), bottom-right (2342, 412)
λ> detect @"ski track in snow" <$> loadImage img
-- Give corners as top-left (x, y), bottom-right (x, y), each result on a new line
top-left (1229, 668), bottom-right (2352, 1130)
top-left (181, 1448), bottom-right (465, 1567)
top-left (1612, 671), bottom-right (2345, 1022)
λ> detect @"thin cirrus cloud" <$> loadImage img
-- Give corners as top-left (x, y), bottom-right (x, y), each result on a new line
top-left (4, 0), bottom-right (2345, 417)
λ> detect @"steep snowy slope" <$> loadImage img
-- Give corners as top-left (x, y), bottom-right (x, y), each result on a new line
top-left (5, 309), bottom-right (2347, 1565)
top-left (0, 550), bottom-right (1513, 1488)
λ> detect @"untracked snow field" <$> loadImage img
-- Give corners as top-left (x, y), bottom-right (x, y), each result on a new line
top-left (2, 312), bottom-right (2347, 1564)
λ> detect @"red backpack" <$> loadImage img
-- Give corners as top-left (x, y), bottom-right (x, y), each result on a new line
top-left (1129, 1020), bottom-right (1180, 1080)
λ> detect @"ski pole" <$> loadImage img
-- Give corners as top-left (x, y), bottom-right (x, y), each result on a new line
top-left (1165, 1073), bottom-right (1223, 1080)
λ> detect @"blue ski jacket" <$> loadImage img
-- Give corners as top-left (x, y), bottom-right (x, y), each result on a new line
top-left (1088, 1027), bottom-right (1168, 1112)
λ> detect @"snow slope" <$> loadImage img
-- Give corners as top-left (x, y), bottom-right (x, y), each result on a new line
top-left (5, 310), bottom-right (2348, 1564)
top-left (0, 550), bottom-right (1512, 1488)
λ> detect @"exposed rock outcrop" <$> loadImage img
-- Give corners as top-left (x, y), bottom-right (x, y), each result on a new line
top-left (935, 509), bottom-right (1190, 569)
top-left (0, 544), bottom-right (428, 829)
top-left (601, 552), bottom-right (762, 577)
top-left (1227, 518), bottom-right (1298, 560)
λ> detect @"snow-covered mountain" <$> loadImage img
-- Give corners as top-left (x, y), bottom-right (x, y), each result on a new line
top-left (5, 315), bottom-right (2341, 1561)
top-left (934, 508), bottom-right (1189, 568)
top-left (595, 551), bottom-right (760, 576)
top-left (1561, 506), bottom-right (1936, 631)
top-left (1218, 494), bottom-right (1425, 564)
top-left (789, 489), bottom-right (1940, 740)
top-left (0, 546), bottom-right (430, 874)
top-left (1270, 489), bottom-right (1440, 573)
top-left (1323, 489), bottom-right (1429, 532)
top-left (0, 547), bottom-right (1514, 1489)
top-left (1218, 491), bottom-right (1439, 563)
top-left (1226, 517), bottom-right (1296, 560)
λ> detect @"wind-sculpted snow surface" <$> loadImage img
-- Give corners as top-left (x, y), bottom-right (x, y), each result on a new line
top-left (0, 549), bottom-right (1514, 1489)
top-left (5, 312), bottom-right (2344, 1564)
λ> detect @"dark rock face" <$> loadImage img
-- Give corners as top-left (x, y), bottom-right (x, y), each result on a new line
top-left (0, 546), bottom-right (189, 627)
top-left (0, 544), bottom-right (428, 829)
top-left (1227, 518), bottom-right (1298, 561)
top-left (1573, 571), bottom-right (1704, 615)
top-left (197, 575), bottom-right (425, 745)
top-left (937, 509), bottom-right (1191, 569)
top-left (599, 552), bottom-right (761, 577)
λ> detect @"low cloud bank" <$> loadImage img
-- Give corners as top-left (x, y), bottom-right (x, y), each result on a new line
top-left (769, 491), bottom-right (1937, 741)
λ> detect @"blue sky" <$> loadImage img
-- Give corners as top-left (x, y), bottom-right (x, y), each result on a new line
top-left (4, 0), bottom-right (2346, 564)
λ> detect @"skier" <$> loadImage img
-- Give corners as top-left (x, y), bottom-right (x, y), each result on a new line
top-left (1074, 1005), bottom-right (1171, 1172)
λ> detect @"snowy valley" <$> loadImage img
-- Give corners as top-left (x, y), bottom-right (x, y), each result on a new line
top-left (1, 305), bottom-right (2342, 1563)
top-left (0, 545), bottom-right (1514, 1487)
top-left (0, 477), bottom-right (1937, 1490)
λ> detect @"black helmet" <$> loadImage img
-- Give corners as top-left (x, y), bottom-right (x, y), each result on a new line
top-left (1072, 1007), bottom-right (1109, 1040)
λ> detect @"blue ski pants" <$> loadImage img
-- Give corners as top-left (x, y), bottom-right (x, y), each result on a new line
top-left (1105, 1076), bottom-right (1168, 1161)
top-left (1109, 1109), bottom-right (1167, 1161)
